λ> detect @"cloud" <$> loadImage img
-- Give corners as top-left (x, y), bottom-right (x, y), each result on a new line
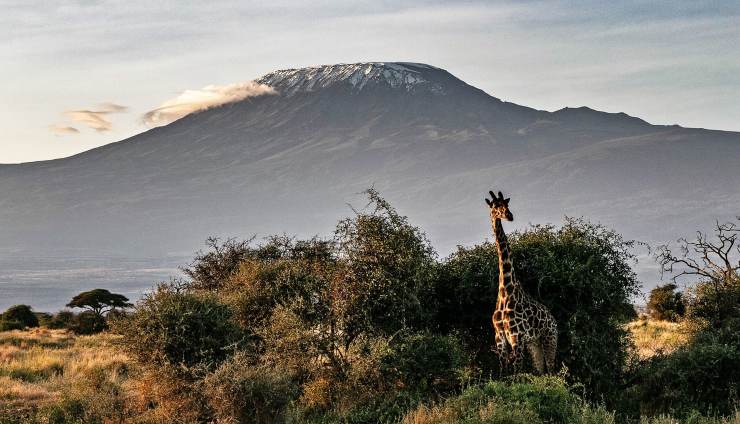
top-left (143, 81), bottom-right (277, 127)
top-left (48, 124), bottom-right (80, 135)
top-left (63, 103), bottom-right (128, 132)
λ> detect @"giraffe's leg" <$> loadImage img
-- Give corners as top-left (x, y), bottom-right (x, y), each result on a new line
top-left (527, 339), bottom-right (545, 375)
top-left (508, 343), bottom-right (525, 374)
top-left (493, 329), bottom-right (508, 373)
top-left (542, 329), bottom-right (558, 374)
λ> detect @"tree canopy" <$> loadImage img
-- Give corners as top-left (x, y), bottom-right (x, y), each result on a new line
top-left (66, 288), bottom-right (133, 318)
top-left (2, 304), bottom-right (39, 329)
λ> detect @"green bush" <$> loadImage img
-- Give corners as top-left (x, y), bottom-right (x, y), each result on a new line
top-left (648, 283), bottom-right (685, 321)
top-left (0, 319), bottom-right (24, 332)
top-left (113, 284), bottom-right (241, 376)
top-left (434, 219), bottom-right (640, 399)
top-left (685, 278), bottom-right (740, 329)
top-left (626, 318), bottom-right (740, 417)
top-left (45, 310), bottom-right (76, 330)
top-left (400, 375), bottom-right (615, 424)
top-left (184, 237), bottom-right (256, 290)
top-left (334, 188), bottom-right (437, 339)
top-left (69, 311), bottom-right (107, 335)
top-left (2, 305), bottom-right (39, 329)
top-left (380, 332), bottom-right (467, 396)
top-left (203, 351), bottom-right (298, 424)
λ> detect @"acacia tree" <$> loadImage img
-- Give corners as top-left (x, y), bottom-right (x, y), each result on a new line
top-left (656, 218), bottom-right (740, 326)
top-left (67, 288), bottom-right (133, 319)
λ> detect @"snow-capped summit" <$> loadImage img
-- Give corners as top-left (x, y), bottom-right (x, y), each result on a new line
top-left (257, 62), bottom-right (448, 96)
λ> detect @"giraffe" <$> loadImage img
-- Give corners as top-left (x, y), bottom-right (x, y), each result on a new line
top-left (485, 190), bottom-right (558, 375)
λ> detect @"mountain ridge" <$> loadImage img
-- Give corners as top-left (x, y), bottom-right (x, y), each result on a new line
top-left (0, 62), bottom-right (737, 307)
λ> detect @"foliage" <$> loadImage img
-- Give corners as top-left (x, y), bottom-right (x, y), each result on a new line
top-left (625, 318), bottom-right (740, 417)
top-left (685, 278), bottom-right (740, 328)
top-left (68, 311), bottom-right (108, 335)
top-left (66, 289), bottom-right (132, 319)
top-left (380, 332), bottom-right (467, 397)
top-left (647, 283), bottom-right (686, 321)
top-left (183, 236), bottom-right (256, 290)
top-left (656, 219), bottom-right (739, 328)
top-left (203, 351), bottom-right (298, 424)
top-left (0, 320), bottom-right (25, 332)
top-left (334, 188), bottom-right (436, 339)
top-left (112, 284), bottom-right (241, 377)
top-left (400, 375), bottom-right (616, 424)
top-left (434, 218), bottom-right (640, 399)
top-left (2, 305), bottom-right (39, 329)
top-left (632, 218), bottom-right (740, 417)
top-left (44, 311), bottom-right (76, 330)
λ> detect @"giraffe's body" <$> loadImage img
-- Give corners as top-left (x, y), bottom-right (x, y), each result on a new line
top-left (486, 191), bottom-right (558, 374)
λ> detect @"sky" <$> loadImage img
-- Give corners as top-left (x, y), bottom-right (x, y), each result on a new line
top-left (2, 0), bottom-right (739, 164)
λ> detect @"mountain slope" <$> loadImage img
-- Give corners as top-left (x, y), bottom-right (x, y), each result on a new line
top-left (0, 62), bottom-right (737, 280)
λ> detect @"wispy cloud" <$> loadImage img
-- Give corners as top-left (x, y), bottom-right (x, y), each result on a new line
top-left (143, 81), bottom-right (276, 127)
top-left (63, 103), bottom-right (128, 132)
top-left (48, 124), bottom-right (80, 135)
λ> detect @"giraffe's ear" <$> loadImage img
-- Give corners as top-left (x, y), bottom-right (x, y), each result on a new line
top-left (504, 198), bottom-right (510, 205)
top-left (485, 198), bottom-right (493, 207)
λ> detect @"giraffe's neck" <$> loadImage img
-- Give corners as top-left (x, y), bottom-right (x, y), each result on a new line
top-left (493, 218), bottom-right (518, 299)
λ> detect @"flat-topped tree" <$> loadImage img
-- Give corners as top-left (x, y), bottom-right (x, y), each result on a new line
top-left (67, 289), bottom-right (133, 319)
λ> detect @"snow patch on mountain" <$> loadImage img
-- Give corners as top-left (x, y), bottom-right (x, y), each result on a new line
top-left (258, 62), bottom-right (446, 96)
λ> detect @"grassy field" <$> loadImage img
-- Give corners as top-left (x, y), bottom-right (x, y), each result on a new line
top-left (0, 328), bottom-right (130, 421)
top-left (0, 321), bottom-right (735, 423)
top-left (625, 317), bottom-right (690, 359)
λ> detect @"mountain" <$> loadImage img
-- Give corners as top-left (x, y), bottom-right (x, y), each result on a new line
top-left (1, 62), bottom-right (738, 308)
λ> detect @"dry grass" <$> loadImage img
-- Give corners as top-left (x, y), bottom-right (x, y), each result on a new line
top-left (626, 318), bottom-right (690, 359)
top-left (0, 328), bottom-right (131, 420)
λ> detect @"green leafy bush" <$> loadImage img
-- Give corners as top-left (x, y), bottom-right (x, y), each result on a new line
top-left (203, 351), bottom-right (298, 424)
top-left (113, 284), bottom-right (241, 376)
top-left (334, 188), bottom-right (436, 339)
top-left (648, 283), bottom-right (685, 321)
top-left (2, 305), bottom-right (39, 329)
top-left (380, 332), bottom-right (467, 396)
top-left (0, 319), bottom-right (25, 332)
top-left (626, 318), bottom-right (740, 417)
top-left (400, 375), bottom-right (615, 424)
top-left (434, 219), bottom-right (640, 399)
top-left (45, 310), bottom-right (76, 330)
top-left (69, 311), bottom-right (107, 335)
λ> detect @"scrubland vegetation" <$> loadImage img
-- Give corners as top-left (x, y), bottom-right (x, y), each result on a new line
top-left (1, 191), bottom-right (737, 423)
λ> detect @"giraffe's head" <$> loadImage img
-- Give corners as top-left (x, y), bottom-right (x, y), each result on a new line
top-left (485, 190), bottom-right (513, 221)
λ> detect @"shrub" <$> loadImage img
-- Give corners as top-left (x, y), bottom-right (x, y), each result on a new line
top-left (647, 283), bottom-right (685, 321)
top-left (2, 305), bottom-right (39, 329)
top-left (113, 284), bottom-right (241, 377)
top-left (434, 218), bottom-right (640, 399)
top-left (45, 310), bottom-right (76, 330)
top-left (334, 188), bottom-right (437, 339)
top-left (203, 351), bottom-right (298, 424)
top-left (380, 332), bottom-right (467, 396)
top-left (400, 375), bottom-right (615, 424)
top-left (0, 319), bottom-right (24, 332)
top-left (184, 237), bottom-right (256, 290)
top-left (625, 317), bottom-right (740, 417)
top-left (685, 278), bottom-right (740, 328)
top-left (69, 311), bottom-right (108, 335)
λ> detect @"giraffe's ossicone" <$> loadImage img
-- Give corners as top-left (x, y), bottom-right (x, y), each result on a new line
top-left (485, 190), bottom-right (558, 374)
